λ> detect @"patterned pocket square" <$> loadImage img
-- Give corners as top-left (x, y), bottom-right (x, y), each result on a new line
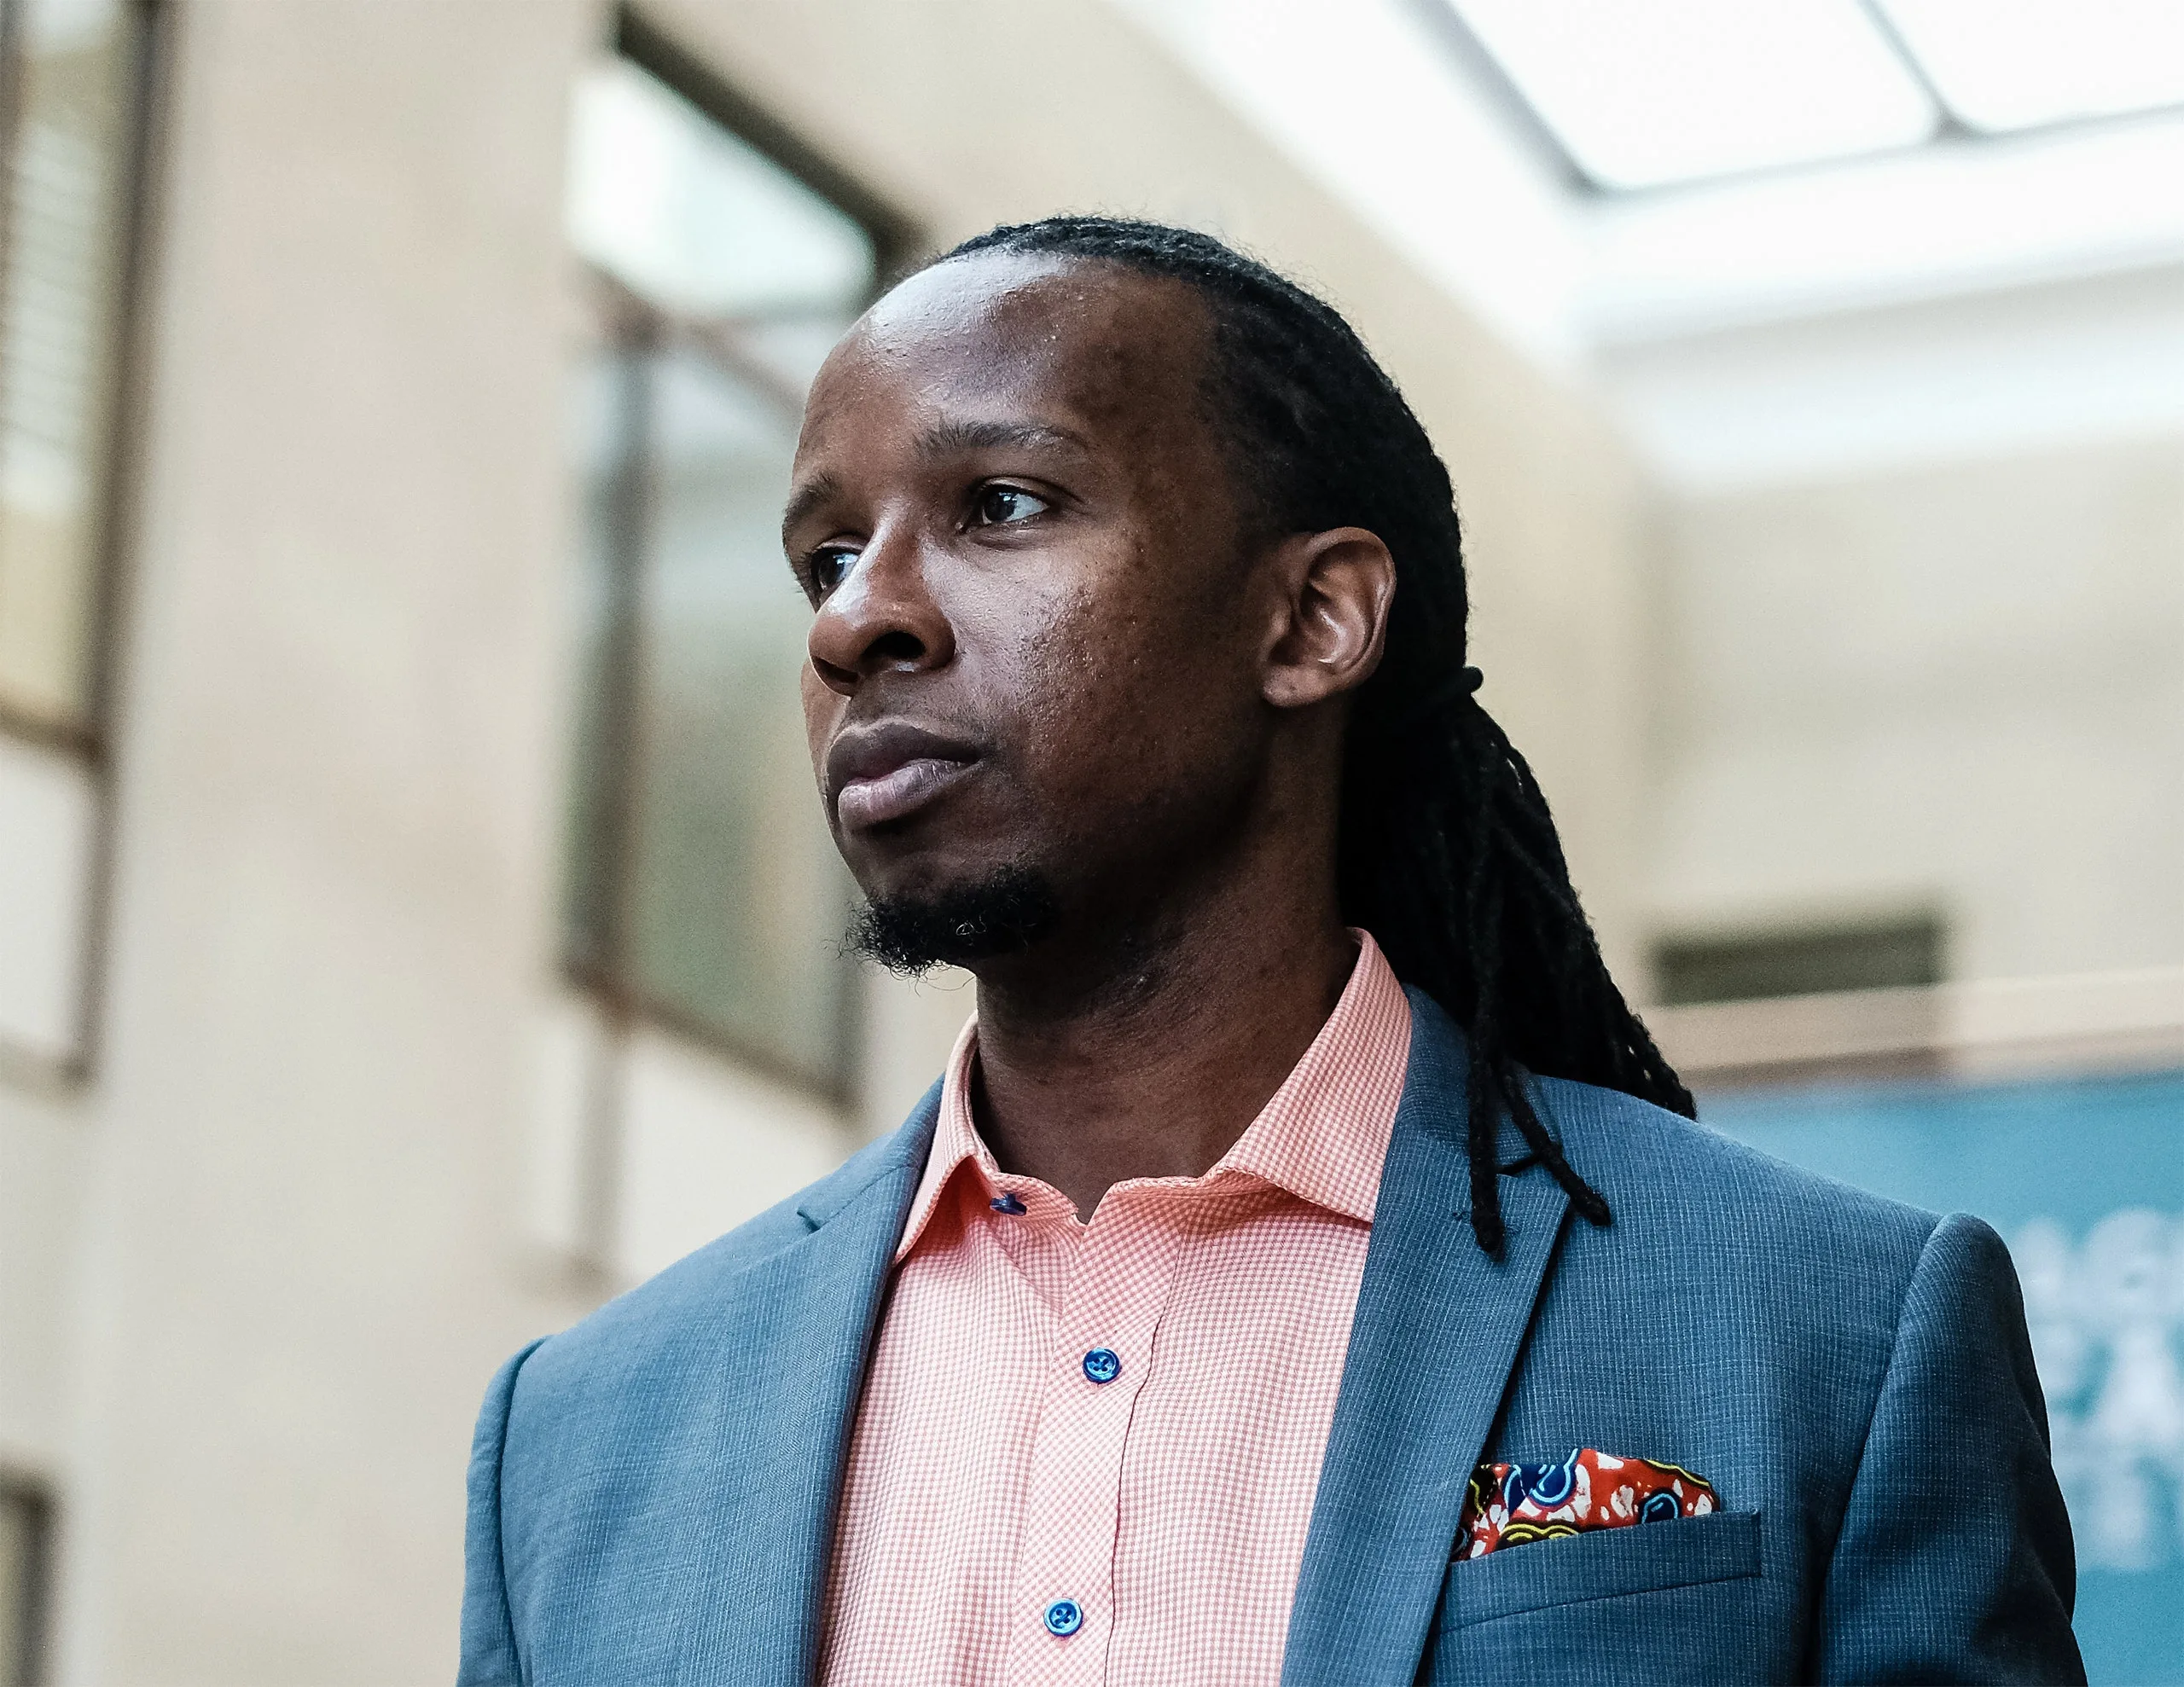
top-left (1459, 1448), bottom-right (1718, 1559)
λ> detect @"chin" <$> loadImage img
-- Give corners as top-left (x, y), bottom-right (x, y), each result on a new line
top-left (848, 862), bottom-right (1062, 975)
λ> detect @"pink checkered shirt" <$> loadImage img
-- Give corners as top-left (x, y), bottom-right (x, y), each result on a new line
top-left (819, 933), bottom-right (1412, 1686)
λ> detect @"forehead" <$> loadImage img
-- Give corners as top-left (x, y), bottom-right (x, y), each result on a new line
top-left (799, 252), bottom-right (1215, 449)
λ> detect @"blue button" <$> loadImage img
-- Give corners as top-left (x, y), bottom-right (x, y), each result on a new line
top-left (1082, 1347), bottom-right (1121, 1384)
top-left (1043, 1598), bottom-right (1083, 1637)
top-left (990, 1191), bottom-right (1026, 1215)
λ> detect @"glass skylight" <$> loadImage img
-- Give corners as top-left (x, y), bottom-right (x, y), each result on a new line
top-left (1454, 0), bottom-right (1938, 191)
top-left (1875, 0), bottom-right (2184, 133)
top-left (1450, 0), bottom-right (2184, 191)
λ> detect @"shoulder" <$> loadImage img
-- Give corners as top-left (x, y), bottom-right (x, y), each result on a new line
top-left (1399, 988), bottom-right (1941, 1286)
top-left (1509, 1079), bottom-right (2024, 1492)
top-left (505, 1113), bottom-right (930, 1407)
top-left (1538, 1073), bottom-right (1941, 1265)
top-left (1529, 1075), bottom-right (1954, 1353)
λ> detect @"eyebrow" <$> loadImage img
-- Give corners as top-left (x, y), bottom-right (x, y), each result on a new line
top-left (780, 470), bottom-right (842, 547)
top-left (914, 417), bottom-right (1090, 458)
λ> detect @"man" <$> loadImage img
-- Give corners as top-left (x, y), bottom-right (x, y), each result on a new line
top-left (461, 217), bottom-right (2080, 1684)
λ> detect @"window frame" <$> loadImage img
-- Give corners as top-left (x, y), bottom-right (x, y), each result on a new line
top-left (0, 1474), bottom-right (52, 1687)
top-left (562, 12), bottom-right (916, 1107)
top-left (0, 0), bottom-right (164, 1084)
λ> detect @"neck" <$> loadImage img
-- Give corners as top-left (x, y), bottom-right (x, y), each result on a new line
top-left (966, 837), bottom-right (1356, 1220)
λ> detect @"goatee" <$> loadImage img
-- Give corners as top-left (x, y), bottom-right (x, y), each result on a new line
top-left (848, 866), bottom-right (1062, 974)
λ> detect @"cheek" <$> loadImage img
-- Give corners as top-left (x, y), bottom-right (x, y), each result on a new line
top-left (1004, 577), bottom-right (1239, 808)
top-left (799, 663), bottom-right (836, 781)
top-left (1016, 587), bottom-right (1141, 736)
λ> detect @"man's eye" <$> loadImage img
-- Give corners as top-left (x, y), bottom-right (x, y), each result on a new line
top-left (972, 485), bottom-right (1049, 526)
top-left (807, 546), bottom-right (858, 597)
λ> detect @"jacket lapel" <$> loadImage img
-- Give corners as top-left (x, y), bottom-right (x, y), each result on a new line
top-left (1281, 995), bottom-right (1571, 1687)
top-left (671, 1087), bottom-right (940, 1687)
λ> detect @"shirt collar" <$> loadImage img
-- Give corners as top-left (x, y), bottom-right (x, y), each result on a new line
top-left (893, 930), bottom-right (1413, 1262)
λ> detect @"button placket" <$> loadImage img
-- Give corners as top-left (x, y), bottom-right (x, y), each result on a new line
top-left (1005, 1185), bottom-right (1192, 1683)
top-left (985, 1180), bottom-right (1074, 1317)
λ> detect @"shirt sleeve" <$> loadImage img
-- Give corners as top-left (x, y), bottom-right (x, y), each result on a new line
top-left (458, 1338), bottom-right (546, 1686)
top-left (1807, 1212), bottom-right (2083, 1684)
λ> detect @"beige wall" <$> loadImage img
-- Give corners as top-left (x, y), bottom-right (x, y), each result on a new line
top-left (0, 0), bottom-right (1657, 1679)
top-left (1650, 430), bottom-right (2184, 983)
top-left (49, 2), bottom-right (597, 1678)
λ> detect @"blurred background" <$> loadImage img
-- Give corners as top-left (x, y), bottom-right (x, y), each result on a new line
top-left (0, 0), bottom-right (2176, 1678)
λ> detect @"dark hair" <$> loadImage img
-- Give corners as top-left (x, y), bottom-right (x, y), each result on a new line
top-left (939, 214), bottom-right (1694, 1254)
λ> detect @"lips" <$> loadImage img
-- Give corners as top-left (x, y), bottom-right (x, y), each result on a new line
top-left (828, 722), bottom-right (982, 832)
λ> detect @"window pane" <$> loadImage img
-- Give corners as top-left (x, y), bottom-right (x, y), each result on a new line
top-left (626, 347), bottom-right (851, 1084)
top-left (0, 0), bottom-right (139, 730)
top-left (566, 343), bottom-right (857, 1088)
top-left (1452, 0), bottom-right (1937, 190)
top-left (1876, 0), bottom-right (2184, 133)
top-left (561, 344), bottom-right (636, 987)
top-left (1656, 915), bottom-right (1944, 1005)
top-left (0, 1483), bottom-right (48, 1686)
top-left (564, 54), bottom-right (879, 1095)
top-left (566, 57), bottom-right (874, 321)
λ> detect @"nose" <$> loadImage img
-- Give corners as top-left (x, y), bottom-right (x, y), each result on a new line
top-left (807, 522), bottom-right (956, 697)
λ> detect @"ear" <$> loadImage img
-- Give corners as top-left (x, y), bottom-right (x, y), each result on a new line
top-left (1260, 526), bottom-right (1396, 710)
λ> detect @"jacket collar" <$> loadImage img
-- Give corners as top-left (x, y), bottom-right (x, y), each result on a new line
top-left (693, 999), bottom-right (1571, 1687)
top-left (794, 1080), bottom-right (942, 1232)
top-left (1281, 990), bottom-right (1574, 1687)
top-left (670, 1084), bottom-right (940, 1686)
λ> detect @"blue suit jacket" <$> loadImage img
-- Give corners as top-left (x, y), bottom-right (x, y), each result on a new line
top-left (460, 993), bottom-right (2082, 1684)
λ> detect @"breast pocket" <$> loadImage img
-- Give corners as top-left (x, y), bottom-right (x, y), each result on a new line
top-left (1444, 1510), bottom-right (1763, 1627)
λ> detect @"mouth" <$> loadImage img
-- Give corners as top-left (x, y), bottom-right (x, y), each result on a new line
top-left (828, 721), bottom-right (983, 832)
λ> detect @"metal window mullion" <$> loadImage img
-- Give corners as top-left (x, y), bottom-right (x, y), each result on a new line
top-left (68, 0), bottom-right (166, 1085)
top-left (568, 310), bottom-right (661, 1272)
top-left (0, 0), bottom-right (26, 374)
top-left (568, 308), bottom-right (657, 1003)
top-left (584, 265), bottom-right (806, 426)
top-left (1851, 0), bottom-right (1972, 138)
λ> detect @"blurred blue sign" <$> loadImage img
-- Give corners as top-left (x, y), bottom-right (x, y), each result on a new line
top-left (1704, 1069), bottom-right (2184, 1686)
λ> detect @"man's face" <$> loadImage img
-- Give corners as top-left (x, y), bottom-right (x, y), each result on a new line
top-left (784, 252), bottom-right (1278, 960)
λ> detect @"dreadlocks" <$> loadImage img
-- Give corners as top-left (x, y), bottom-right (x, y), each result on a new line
top-left (940, 214), bottom-right (1695, 1255)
